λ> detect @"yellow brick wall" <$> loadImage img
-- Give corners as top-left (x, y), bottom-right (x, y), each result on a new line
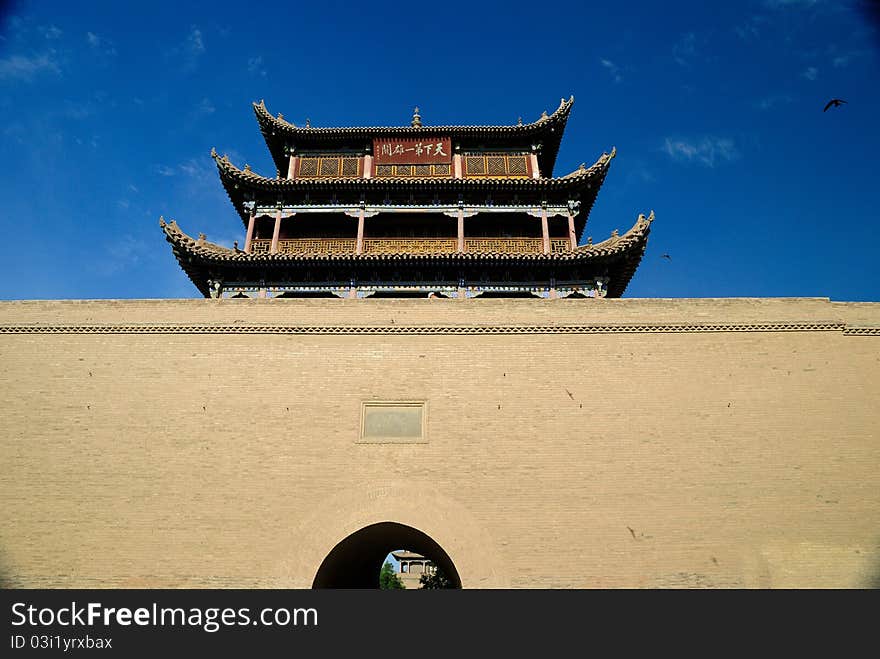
top-left (0, 297), bottom-right (878, 588)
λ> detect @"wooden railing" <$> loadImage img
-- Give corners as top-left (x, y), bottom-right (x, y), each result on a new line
top-left (249, 238), bottom-right (571, 255)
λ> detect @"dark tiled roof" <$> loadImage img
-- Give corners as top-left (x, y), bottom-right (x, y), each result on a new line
top-left (160, 210), bottom-right (651, 265)
top-left (254, 96), bottom-right (575, 176)
top-left (211, 148), bottom-right (615, 238)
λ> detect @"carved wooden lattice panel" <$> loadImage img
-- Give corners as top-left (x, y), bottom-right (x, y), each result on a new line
top-left (551, 239), bottom-right (571, 253)
top-left (363, 239), bottom-right (458, 254)
top-left (372, 164), bottom-right (452, 178)
top-left (341, 158), bottom-right (360, 176)
top-left (463, 154), bottom-right (530, 178)
top-left (465, 238), bottom-right (544, 254)
top-left (297, 158), bottom-right (319, 177)
top-left (297, 156), bottom-right (361, 178)
top-left (507, 156), bottom-right (528, 175)
top-left (277, 239), bottom-right (356, 254)
top-left (465, 156), bottom-right (486, 175)
top-left (250, 240), bottom-right (271, 254)
top-left (319, 158), bottom-right (340, 177)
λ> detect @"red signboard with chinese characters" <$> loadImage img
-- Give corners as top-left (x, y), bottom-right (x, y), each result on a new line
top-left (373, 137), bottom-right (453, 165)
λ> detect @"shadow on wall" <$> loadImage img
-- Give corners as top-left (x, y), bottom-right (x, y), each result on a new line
top-left (869, 542), bottom-right (880, 589)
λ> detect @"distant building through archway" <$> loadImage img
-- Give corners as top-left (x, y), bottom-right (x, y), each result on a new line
top-left (312, 522), bottom-right (461, 589)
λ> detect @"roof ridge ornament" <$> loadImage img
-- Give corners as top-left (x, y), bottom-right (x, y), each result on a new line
top-left (412, 106), bottom-right (422, 128)
top-left (305, 118), bottom-right (311, 128)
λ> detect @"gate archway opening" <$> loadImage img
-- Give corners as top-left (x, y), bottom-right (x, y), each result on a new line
top-left (312, 521), bottom-right (462, 589)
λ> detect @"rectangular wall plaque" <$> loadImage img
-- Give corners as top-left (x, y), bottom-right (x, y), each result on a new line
top-left (360, 401), bottom-right (426, 443)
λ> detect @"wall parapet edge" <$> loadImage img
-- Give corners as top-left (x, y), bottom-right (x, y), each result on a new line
top-left (1, 321), bottom-right (877, 335)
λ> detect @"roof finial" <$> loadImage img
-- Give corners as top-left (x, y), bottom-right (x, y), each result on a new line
top-left (305, 118), bottom-right (311, 128)
top-left (517, 116), bottom-right (523, 126)
top-left (540, 110), bottom-right (549, 121)
top-left (210, 147), bottom-right (217, 157)
top-left (411, 106), bottom-right (422, 128)
top-left (244, 163), bottom-right (251, 172)
top-left (277, 112), bottom-right (283, 120)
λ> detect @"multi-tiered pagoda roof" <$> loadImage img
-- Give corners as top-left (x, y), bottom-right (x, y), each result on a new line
top-left (162, 96), bottom-right (653, 299)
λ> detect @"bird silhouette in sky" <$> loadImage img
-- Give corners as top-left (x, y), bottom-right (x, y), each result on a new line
top-left (661, 253), bottom-right (672, 260)
top-left (823, 99), bottom-right (847, 112)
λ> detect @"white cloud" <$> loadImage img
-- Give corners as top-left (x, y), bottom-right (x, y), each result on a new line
top-left (599, 58), bottom-right (621, 83)
top-left (765, 0), bottom-right (820, 7)
top-left (756, 94), bottom-right (794, 110)
top-left (40, 25), bottom-right (62, 40)
top-left (189, 28), bottom-right (205, 55)
top-left (673, 32), bottom-right (697, 66)
top-left (801, 66), bottom-right (818, 80)
top-left (0, 52), bottom-right (60, 80)
top-left (247, 56), bottom-right (266, 77)
top-left (663, 137), bottom-right (739, 167)
top-left (155, 165), bottom-right (176, 177)
top-left (86, 31), bottom-right (117, 57)
top-left (196, 97), bottom-right (215, 115)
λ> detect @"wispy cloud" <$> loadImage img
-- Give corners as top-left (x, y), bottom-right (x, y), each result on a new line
top-left (86, 31), bottom-right (117, 57)
top-left (765, 0), bottom-right (821, 8)
top-left (755, 93), bottom-right (794, 110)
top-left (0, 52), bottom-right (60, 81)
top-left (39, 25), bottom-right (62, 40)
top-left (801, 66), bottom-right (818, 80)
top-left (93, 234), bottom-right (150, 276)
top-left (663, 137), bottom-right (739, 167)
top-left (673, 32), bottom-right (697, 66)
top-left (599, 58), bottom-right (622, 83)
top-left (188, 28), bottom-right (205, 55)
top-left (195, 97), bottom-right (215, 115)
top-left (734, 15), bottom-right (766, 40)
top-left (169, 27), bottom-right (206, 72)
top-left (156, 157), bottom-right (216, 185)
top-left (247, 55), bottom-right (266, 77)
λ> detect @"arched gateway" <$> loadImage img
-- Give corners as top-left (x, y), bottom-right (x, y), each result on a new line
top-left (312, 522), bottom-right (461, 589)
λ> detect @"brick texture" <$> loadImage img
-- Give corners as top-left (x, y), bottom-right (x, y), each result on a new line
top-left (0, 297), bottom-right (878, 588)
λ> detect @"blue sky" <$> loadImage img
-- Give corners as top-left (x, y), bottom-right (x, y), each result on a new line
top-left (1, 0), bottom-right (878, 301)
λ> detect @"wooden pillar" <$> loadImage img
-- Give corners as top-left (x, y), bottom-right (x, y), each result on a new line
top-left (270, 209), bottom-right (282, 254)
top-left (541, 207), bottom-right (550, 255)
top-left (363, 154), bottom-right (373, 179)
top-left (244, 210), bottom-right (256, 253)
top-left (567, 210), bottom-right (577, 250)
top-left (457, 208), bottom-right (465, 253)
top-left (287, 155), bottom-right (297, 180)
top-left (530, 153), bottom-right (540, 179)
top-left (453, 153), bottom-right (463, 179)
top-left (356, 209), bottom-right (365, 254)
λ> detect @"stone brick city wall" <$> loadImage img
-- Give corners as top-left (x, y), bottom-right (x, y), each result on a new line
top-left (1, 297), bottom-right (877, 588)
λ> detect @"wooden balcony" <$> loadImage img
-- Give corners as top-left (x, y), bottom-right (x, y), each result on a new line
top-left (249, 238), bottom-right (571, 256)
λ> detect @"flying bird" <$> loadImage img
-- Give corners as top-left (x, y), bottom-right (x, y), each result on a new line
top-left (661, 253), bottom-right (672, 260)
top-left (823, 99), bottom-right (847, 112)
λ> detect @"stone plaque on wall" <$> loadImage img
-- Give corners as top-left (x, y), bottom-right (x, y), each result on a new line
top-left (360, 401), bottom-right (426, 442)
